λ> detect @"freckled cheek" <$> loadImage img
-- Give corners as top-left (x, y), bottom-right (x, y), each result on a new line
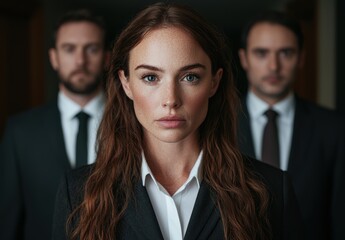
top-left (188, 94), bottom-right (210, 122)
top-left (131, 91), bottom-right (157, 122)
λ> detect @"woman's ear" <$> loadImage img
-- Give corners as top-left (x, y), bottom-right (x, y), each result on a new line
top-left (209, 68), bottom-right (223, 97)
top-left (118, 70), bottom-right (133, 99)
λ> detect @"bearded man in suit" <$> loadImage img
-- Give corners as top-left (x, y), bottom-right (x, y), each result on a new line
top-left (237, 11), bottom-right (345, 240)
top-left (0, 9), bottom-right (109, 240)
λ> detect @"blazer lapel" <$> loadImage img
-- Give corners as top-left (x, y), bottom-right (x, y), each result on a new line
top-left (184, 182), bottom-right (221, 240)
top-left (288, 97), bottom-right (313, 174)
top-left (123, 182), bottom-right (164, 240)
top-left (45, 102), bottom-right (71, 170)
top-left (238, 98), bottom-right (256, 158)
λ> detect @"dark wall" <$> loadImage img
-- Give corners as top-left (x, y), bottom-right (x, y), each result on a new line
top-left (336, 0), bottom-right (345, 114)
top-left (0, 1), bottom-right (44, 137)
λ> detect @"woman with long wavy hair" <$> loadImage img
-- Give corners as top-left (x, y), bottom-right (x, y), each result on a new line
top-left (52, 2), bottom-right (302, 240)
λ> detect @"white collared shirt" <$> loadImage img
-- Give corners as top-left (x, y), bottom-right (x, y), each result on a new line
top-left (141, 151), bottom-right (203, 240)
top-left (58, 91), bottom-right (105, 167)
top-left (247, 91), bottom-right (295, 170)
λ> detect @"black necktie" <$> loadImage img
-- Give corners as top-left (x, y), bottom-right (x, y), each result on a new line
top-left (76, 111), bottom-right (90, 168)
top-left (262, 109), bottom-right (280, 168)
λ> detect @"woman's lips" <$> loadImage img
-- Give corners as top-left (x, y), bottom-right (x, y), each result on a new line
top-left (156, 116), bottom-right (186, 128)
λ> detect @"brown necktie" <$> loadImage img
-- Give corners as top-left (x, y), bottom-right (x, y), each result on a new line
top-left (75, 111), bottom-right (90, 168)
top-left (261, 109), bottom-right (280, 168)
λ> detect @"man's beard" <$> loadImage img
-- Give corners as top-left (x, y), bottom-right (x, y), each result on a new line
top-left (59, 70), bottom-right (103, 95)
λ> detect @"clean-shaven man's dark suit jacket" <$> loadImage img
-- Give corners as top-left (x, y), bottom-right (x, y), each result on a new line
top-left (0, 102), bottom-right (72, 240)
top-left (52, 158), bottom-right (304, 240)
top-left (238, 96), bottom-right (345, 240)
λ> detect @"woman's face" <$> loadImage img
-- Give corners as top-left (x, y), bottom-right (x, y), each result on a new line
top-left (119, 27), bottom-right (222, 145)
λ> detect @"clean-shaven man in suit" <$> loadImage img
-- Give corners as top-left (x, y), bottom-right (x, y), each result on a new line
top-left (0, 9), bottom-right (109, 240)
top-left (237, 11), bottom-right (345, 240)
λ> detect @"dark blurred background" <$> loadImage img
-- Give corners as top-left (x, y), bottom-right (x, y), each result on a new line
top-left (1, 0), bottom-right (344, 137)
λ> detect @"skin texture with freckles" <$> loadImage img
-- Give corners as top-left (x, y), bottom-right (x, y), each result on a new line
top-left (119, 27), bottom-right (221, 147)
top-left (239, 22), bottom-right (303, 105)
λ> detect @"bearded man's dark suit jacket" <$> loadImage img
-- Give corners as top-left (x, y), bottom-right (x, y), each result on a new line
top-left (238, 95), bottom-right (345, 240)
top-left (0, 102), bottom-right (72, 240)
top-left (52, 158), bottom-right (304, 240)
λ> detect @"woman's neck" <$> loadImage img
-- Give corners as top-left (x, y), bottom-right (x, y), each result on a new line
top-left (143, 136), bottom-right (200, 195)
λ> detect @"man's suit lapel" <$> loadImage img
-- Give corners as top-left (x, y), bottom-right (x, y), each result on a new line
top-left (123, 183), bottom-right (164, 240)
top-left (45, 102), bottom-right (71, 170)
top-left (288, 97), bottom-right (313, 173)
top-left (238, 98), bottom-right (256, 158)
top-left (184, 182), bottom-right (221, 240)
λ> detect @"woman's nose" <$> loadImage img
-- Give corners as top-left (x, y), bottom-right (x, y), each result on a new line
top-left (161, 80), bottom-right (182, 109)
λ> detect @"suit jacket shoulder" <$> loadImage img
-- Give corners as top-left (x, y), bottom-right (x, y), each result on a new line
top-left (52, 165), bottom-right (93, 240)
top-left (292, 97), bottom-right (345, 239)
top-left (244, 157), bottom-right (304, 239)
top-left (295, 97), bottom-right (344, 125)
top-left (4, 101), bottom-right (60, 135)
top-left (0, 101), bottom-right (70, 240)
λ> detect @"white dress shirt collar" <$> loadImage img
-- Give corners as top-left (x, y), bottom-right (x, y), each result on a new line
top-left (141, 150), bottom-right (203, 240)
top-left (247, 91), bottom-right (295, 121)
top-left (58, 91), bottom-right (105, 119)
top-left (141, 150), bottom-right (203, 190)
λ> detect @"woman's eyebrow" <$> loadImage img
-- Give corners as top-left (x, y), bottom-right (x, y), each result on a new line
top-left (134, 63), bottom-right (206, 72)
top-left (134, 64), bottom-right (163, 71)
top-left (179, 63), bottom-right (206, 71)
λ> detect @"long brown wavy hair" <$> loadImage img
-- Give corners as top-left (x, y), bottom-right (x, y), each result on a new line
top-left (68, 2), bottom-right (271, 240)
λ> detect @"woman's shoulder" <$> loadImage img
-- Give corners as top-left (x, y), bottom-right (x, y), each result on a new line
top-left (66, 164), bottom-right (94, 184)
top-left (242, 155), bottom-right (291, 195)
top-left (61, 164), bottom-right (95, 207)
top-left (243, 155), bottom-right (284, 177)
top-left (242, 155), bottom-right (304, 238)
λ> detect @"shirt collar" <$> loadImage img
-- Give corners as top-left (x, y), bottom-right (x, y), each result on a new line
top-left (247, 91), bottom-right (295, 121)
top-left (247, 91), bottom-right (269, 119)
top-left (273, 93), bottom-right (295, 122)
top-left (141, 150), bottom-right (203, 188)
top-left (58, 91), bottom-right (105, 120)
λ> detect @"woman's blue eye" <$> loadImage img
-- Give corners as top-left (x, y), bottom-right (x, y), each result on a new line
top-left (143, 75), bottom-right (157, 82)
top-left (183, 74), bottom-right (199, 83)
